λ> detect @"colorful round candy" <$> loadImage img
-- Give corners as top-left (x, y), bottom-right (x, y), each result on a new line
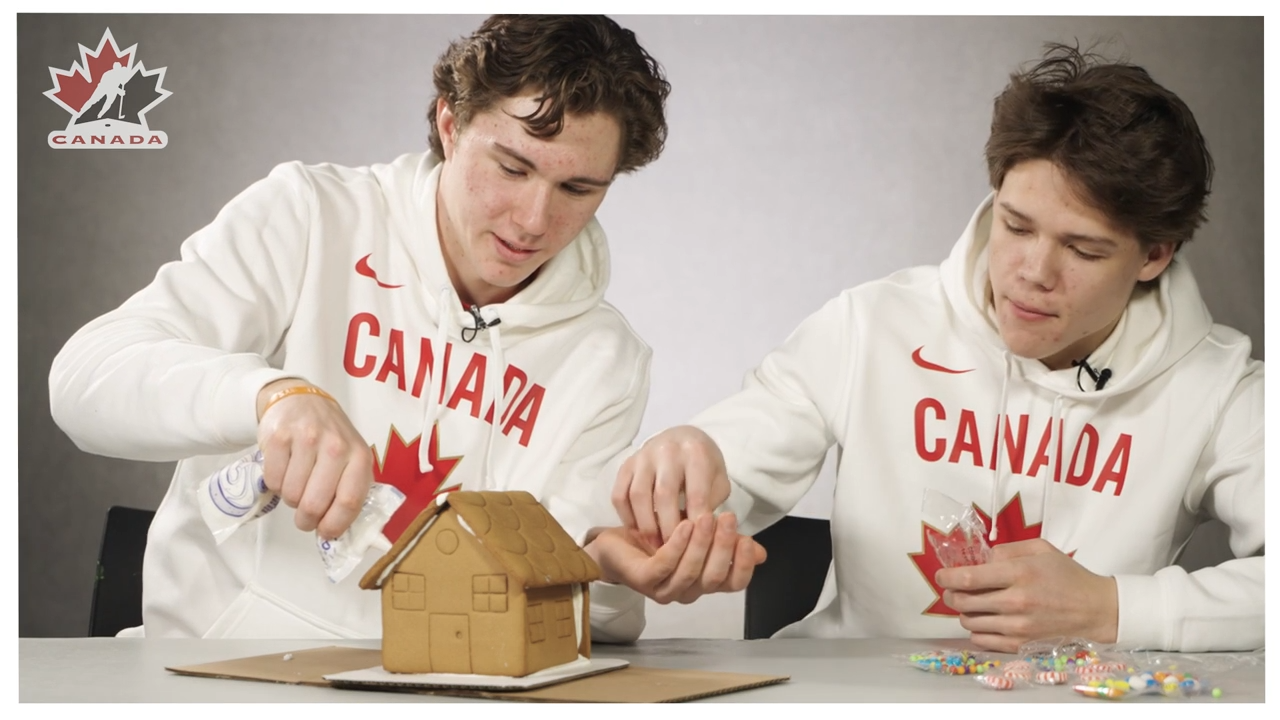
top-left (1128, 673), bottom-right (1156, 691)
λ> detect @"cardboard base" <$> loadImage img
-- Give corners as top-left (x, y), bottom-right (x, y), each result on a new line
top-left (168, 645), bottom-right (380, 687)
top-left (166, 645), bottom-right (790, 702)
top-left (324, 656), bottom-right (630, 691)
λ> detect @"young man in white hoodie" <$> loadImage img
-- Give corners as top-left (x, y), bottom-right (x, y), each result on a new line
top-left (49, 15), bottom-right (759, 643)
top-left (610, 43), bottom-right (1263, 652)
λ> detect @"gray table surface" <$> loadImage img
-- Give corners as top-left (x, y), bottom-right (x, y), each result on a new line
top-left (19, 637), bottom-right (1266, 703)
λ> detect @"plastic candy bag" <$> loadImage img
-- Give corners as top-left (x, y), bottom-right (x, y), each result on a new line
top-left (921, 488), bottom-right (993, 568)
top-left (197, 449), bottom-right (405, 583)
top-left (963, 637), bottom-right (1125, 693)
top-left (1070, 648), bottom-right (1261, 701)
top-left (1071, 655), bottom-right (1221, 700)
top-left (1016, 637), bottom-right (1122, 680)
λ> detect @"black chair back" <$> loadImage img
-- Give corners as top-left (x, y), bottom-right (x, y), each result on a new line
top-left (88, 505), bottom-right (155, 637)
top-left (743, 515), bottom-right (832, 639)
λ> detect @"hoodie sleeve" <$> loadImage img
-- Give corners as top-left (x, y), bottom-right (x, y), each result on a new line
top-left (1112, 359), bottom-right (1264, 651)
top-left (48, 163), bottom-right (315, 461)
top-left (541, 342), bottom-right (654, 644)
top-left (694, 294), bottom-right (852, 537)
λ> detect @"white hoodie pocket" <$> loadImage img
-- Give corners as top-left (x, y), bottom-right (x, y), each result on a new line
top-left (201, 581), bottom-right (357, 639)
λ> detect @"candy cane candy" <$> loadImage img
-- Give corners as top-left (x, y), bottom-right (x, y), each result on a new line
top-left (976, 674), bottom-right (1016, 690)
top-left (1036, 670), bottom-right (1069, 685)
top-left (1002, 662), bottom-right (1034, 681)
top-left (1074, 665), bottom-right (1113, 679)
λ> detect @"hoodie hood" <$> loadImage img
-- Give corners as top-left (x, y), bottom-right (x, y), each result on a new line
top-left (939, 192), bottom-right (1214, 400)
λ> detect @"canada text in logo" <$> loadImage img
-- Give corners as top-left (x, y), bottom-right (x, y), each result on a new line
top-left (45, 28), bottom-right (171, 149)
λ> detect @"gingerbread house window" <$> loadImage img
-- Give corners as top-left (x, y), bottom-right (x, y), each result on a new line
top-left (472, 574), bottom-right (508, 613)
top-left (555, 599), bottom-right (574, 638)
top-left (528, 602), bottom-right (546, 643)
top-left (391, 572), bottom-right (425, 611)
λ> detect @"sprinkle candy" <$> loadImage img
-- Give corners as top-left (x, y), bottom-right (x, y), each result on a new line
top-left (908, 650), bottom-right (1001, 675)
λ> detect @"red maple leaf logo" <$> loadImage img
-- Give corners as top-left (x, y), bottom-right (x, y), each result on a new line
top-left (45, 29), bottom-right (133, 115)
top-left (909, 493), bottom-right (1066, 616)
top-left (372, 425), bottom-right (462, 542)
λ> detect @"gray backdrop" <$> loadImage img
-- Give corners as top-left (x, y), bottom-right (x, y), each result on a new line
top-left (18, 15), bottom-right (1263, 639)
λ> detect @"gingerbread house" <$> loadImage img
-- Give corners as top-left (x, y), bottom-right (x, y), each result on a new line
top-left (359, 490), bottom-right (601, 677)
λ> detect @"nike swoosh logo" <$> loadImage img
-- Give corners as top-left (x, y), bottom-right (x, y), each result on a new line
top-left (912, 346), bottom-right (973, 374)
top-left (355, 254), bottom-right (404, 289)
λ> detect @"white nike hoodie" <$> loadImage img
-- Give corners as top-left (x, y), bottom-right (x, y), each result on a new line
top-left (708, 194), bottom-right (1264, 651)
top-left (49, 152), bottom-right (650, 641)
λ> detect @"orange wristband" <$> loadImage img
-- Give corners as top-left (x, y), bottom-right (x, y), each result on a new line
top-left (262, 385), bottom-right (338, 417)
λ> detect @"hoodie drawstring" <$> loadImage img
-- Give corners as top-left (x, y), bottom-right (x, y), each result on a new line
top-left (483, 322), bottom-right (507, 490)
top-left (989, 352), bottom-right (1012, 543)
top-left (460, 304), bottom-right (506, 490)
top-left (416, 291), bottom-right (507, 484)
top-left (1040, 394), bottom-right (1064, 544)
top-left (419, 287), bottom-right (454, 473)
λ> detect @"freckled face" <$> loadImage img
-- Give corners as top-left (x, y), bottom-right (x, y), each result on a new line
top-left (987, 159), bottom-right (1174, 370)
top-left (434, 94), bottom-right (622, 306)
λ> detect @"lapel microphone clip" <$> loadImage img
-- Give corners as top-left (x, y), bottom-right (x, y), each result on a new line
top-left (1072, 357), bottom-right (1112, 391)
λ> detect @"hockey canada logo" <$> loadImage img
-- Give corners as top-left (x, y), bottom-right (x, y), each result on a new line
top-left (45, 28), bottom-right (171, 149)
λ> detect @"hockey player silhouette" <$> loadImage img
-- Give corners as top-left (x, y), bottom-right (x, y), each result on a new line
top-left (83, 62), bottom-right (133, 120)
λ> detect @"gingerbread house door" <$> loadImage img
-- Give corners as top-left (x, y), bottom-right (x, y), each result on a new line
top-left (429, 613), bottom-right (471, 673)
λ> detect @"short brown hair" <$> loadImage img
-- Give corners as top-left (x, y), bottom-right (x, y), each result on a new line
top-left (428, 15), bottom-right (671, 175)
top-left (985, 42), bottom-right (1213, 248)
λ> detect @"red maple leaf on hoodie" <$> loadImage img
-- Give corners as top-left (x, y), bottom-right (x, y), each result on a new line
top-left (372, 425), bottom-right (462, 542)
top-left (908, 493), bottom-right (1062, 616)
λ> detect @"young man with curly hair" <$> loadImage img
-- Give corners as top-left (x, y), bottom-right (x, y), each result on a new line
top-left (50, 15), bottom-right (757, 643)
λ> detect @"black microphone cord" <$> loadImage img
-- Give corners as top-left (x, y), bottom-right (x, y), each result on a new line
top-left (1072, 357), bottom-right (1112, 391)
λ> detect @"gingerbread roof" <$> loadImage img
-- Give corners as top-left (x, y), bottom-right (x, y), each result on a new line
top-left (360, 490), bottom-right (601, 591)
top-left (360, 494), bottom-right (450, 591)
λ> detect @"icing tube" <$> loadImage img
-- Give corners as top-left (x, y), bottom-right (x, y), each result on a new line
top-left (198, 450), bottom-right (278, 545)
top-left (316, 482), bottom-right (404, 583)
top-left (197, 450), bottom-right (405, 582)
